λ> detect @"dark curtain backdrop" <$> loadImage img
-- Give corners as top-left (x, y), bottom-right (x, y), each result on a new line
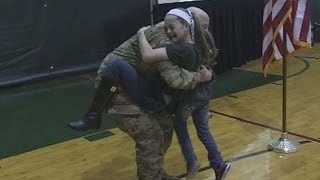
top-left (311, 0), bottom-right (320, 23)
top-left (0, 0), bottom-right (150, 89)
top-left (0, 0), bottom-right (318, 89)
top-left (153, 0), bottom-right (264, 74)
top-left (311, 0), bottom-right (320, 42)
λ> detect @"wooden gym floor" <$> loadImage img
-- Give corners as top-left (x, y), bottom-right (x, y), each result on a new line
top-left (0, 44), bottom-right (319, 180)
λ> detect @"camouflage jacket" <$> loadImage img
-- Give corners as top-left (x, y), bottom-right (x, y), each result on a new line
top-left (96, 22), bottom-right (199, 90)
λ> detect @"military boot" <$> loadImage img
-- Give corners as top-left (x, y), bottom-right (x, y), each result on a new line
top-left (68, 79), bottom-right (117, 131)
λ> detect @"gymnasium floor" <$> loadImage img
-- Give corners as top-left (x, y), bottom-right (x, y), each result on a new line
top-left (0, 44), bottom-right (319, 180)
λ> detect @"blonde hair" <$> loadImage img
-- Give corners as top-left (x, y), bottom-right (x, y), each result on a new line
top-left (190, 12), bottom-right (212, 65)
top-left (204, 29), bottom-right (218, 67)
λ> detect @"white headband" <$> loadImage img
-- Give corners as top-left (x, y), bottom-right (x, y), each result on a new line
top-left (166, 8), bottom-right (195, 42)
top-left (166, 9), bottom-right (192, 26)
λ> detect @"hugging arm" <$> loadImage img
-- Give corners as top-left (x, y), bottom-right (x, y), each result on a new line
top-left (158, 61), bottom-right (213, 90)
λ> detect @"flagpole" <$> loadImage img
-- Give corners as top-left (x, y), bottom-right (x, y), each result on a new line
top-left (282, 25), bottom-right (287, 133)
top-left (267, 25), bottom-right (300, 154)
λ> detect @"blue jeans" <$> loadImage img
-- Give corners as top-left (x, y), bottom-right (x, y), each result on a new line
top-left (100, 56), bottom-right (163, 112)
top-left (174, 100), bottom-right (223, 170)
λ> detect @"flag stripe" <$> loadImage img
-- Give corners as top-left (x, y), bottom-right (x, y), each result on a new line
top-left (272, 1), bottom-right (291, 30)
top-left (262, 0), bottom-right (312, 74)
top-left (299, 0), bottom-right (310, 41)
top-left (263, 46), bottom-right (274, 68)
top-left (263, 16), bottom-right (272, 37)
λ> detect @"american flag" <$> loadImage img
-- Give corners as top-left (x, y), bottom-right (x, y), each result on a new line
top-left (262, 0), bottom-right (312, 74)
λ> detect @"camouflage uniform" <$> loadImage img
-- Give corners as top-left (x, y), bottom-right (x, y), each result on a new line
top-left (108, 93), bottom-right (174, 180)
top-left (97, 22), bottom-right (200, 90)
top-left (97, 22), bottom-right (199, 180)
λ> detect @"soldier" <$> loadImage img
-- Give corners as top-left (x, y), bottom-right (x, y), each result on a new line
top-left (137, 8), bottom-right (230, 180)
top-left (68, 7), bottom-right (213, 180)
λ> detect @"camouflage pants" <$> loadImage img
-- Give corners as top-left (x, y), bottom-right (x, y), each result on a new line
top-left (108, 93), bottom-right (174, 180)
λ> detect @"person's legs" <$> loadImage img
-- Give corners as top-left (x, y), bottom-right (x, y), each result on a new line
top-left (68, 57), bottom-right (162, 131)
top-left (191, 102), bottom-right (230, 180)
top-left (192, 102), bottom-right (223, 168)
top-left (114, 111), bottom-right (164, 180)
top-left (101, 58), bottom-right (162, 111)
top-left (155, 112), bottom-right (174, 153)
top-left (174, 105), bottom-right (200, 179)
top-left (109, 92), bottom-right (179, 180)
top-left (154, 112), bottom-right (181, 180)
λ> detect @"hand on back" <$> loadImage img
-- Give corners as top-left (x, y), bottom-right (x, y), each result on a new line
top-left (197, 65), bottom-right (212, 82)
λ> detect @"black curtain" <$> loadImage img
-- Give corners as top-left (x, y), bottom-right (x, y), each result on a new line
top-left (0, 0), bottom-right (318, 89)
top-left (153, 0), bottom-right (264, 74)
top-left (311, 0), bottom-right (320, 23)
top-left (0, 0), bottom-right (150, 89)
